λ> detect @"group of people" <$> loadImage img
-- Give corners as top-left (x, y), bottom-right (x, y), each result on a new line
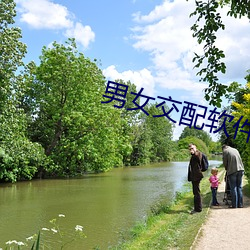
top-left (188, 143), bottom-right (244, 214)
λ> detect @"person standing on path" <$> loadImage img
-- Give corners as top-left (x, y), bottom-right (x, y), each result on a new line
top-left (209, 168), bottom-right (220, 206)
top-left (222, 144), bottom-right (244, 208)
top-left (188, 143), bottom-right (204, 214)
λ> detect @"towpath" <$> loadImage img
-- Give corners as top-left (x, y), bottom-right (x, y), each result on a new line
top-left (192, 173), bottom-right (250, 250)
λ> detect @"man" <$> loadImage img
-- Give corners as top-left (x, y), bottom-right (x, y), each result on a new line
top-left (222, 144), bottom-right (244, 208)
top-left (188, 143), bottom-right (204, 214)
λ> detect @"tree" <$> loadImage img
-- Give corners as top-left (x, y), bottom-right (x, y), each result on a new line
top-left (129, 121), bottom-right (153, 166)
top-left (217, 72), bottom-right (250, 176)
top-left (230, 76), bottom-right (250, 176)
top-left (0, 0), bottom-right (47, 182)
top-left (190, 0), bottom-right (250, 107)
top-left (117, 98), bottom-right (174, 165)
top-left (0, 0), bottom-right (27, 108)
top-left (143, 103), bottom-right (174, 162)
top-left (209, 140), bottom-right (222, 154)
top-left (218, 72), bottom-right (250, 146)
top-left (24, 39), bottom-right (129, 175)
top-left (111, 79), bottom-right (140, 166)
top-left (178, 136), bottom-right (209, 156)
top-left (179, 126), bottom-right (212, 147)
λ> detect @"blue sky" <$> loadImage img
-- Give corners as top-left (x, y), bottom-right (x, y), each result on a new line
top-left (14, 0), bottom-right (250, 140)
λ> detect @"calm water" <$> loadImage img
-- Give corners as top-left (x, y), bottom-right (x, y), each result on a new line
top-left (0, 159), bottom-right (221, 249)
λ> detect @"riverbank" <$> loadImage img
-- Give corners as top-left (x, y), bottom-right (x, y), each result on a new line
top-left (112, 169), bottom-right (225, 249)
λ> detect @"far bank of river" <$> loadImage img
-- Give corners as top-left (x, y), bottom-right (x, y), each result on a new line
top-left (0, 158), bottom-right (222, 249)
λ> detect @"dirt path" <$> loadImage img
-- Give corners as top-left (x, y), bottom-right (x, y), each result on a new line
top-left (192, 173), bottom-right (250, 250)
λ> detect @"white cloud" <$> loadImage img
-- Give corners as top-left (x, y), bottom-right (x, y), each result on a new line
top-left (214, 7), bottom-right (250, 81)
top-left (103, 65), bottom-right (155, 97)
top-left (131, 1), bottom-right (198, 87)
top-left (16, 0), bottom-right (73, 29)
top-left (129, 0), bottom-right (206, 102)
top-left (130, 0), bottom-right (250, 95)
top-left (102, 1), bottom-right (208, 105)
top-left (16, 0), bottom-right (95, 48)
top-left (65, 22), bottom-right (95, 48)
top-left (132, 0), bottom-right (175, 23)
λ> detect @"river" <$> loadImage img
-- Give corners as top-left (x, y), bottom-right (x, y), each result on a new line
top-left (0, 159), bottom-right (222, 249)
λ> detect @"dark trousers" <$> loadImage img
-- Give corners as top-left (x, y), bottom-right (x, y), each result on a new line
top-left (211, 187), bottom-right (218, 205)
top-left (192, 181), bottom-right (202, 212)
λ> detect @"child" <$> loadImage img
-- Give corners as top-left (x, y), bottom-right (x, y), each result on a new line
top-left (209, 168), bottom-right (220, 206)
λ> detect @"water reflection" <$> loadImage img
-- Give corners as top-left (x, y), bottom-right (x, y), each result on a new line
top-left (0, 159), bottom-right (222, 249)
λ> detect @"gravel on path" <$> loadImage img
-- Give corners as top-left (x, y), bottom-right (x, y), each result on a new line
top-left (192, 173), bottom-right (250, 250)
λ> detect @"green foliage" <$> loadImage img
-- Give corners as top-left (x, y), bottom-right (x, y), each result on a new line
top-left (110, 79), bottom-right (140, 166)
top-left (128, 121), bottom-right (153, 166)
top-left (24, 39), bottom-right (130, 175)
top-left (0, 0), bottom-right (48, 182)
top-left (172, 148), bottom-right (190, 161)
top-left (0, 0), bottom-right (27, 105)
top-left (230, 76), bottom-right (250, 177)
top-left (144, 104), bottom-right (173, 162)
top-left (127, 103), bottom-right (174, 165)
top-left (189, 0), bottom-right (250, 107)
top-left (178, 136), bottom-right (209, 155)
top-left (209, 141), bottom-right (222, 154)
top-left (179, 126), bottom-right (212, 147)
top-left (0, 108), bottom-right (50, 182)
top-left (218, 72), bottom-right (250, 177)
top-left (190, 0), bottom-right (226, 107)
top-left (222, 0), bottom-right (250, 19)
top-left (31, 231), bottom-right (40, 250)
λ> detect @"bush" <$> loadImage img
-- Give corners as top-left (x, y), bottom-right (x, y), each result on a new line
top-left (0, 139), bottom-right (49, 183)
top-left (178, 136), bottom-right (209, 155)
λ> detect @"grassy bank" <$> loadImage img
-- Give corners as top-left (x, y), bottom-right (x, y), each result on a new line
top-left (111, 169), bottom-right (225, 250)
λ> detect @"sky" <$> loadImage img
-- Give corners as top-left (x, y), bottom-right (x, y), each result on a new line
top-left (14, 0), bottom-right (250, 141)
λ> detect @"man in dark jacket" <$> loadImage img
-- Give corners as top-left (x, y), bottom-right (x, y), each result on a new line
top-left (188, 143), bottom-right (204, 214)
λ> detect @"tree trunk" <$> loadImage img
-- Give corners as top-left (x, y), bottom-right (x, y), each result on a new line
top-left (45, 119), bottom-right (63, 156)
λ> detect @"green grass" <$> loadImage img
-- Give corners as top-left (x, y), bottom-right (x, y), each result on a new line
top-left (111, 171), bottom-right (225, 250)
top-left (243, 175), bottom-right (250, 196)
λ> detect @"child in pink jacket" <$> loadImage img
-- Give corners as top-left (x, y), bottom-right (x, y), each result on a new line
top-left (209, 168), bottom-right (220, 206)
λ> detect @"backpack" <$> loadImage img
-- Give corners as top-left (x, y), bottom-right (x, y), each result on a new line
top-left (200, 153), bottom-right (209, 172)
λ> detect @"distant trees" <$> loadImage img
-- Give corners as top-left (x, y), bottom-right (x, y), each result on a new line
top-left (177, 126), bottom-right (216, 157)
top-left (128, 103), bottom-right (173, 165)
top-left (179, 126), bottom-right (212, 146)
top-left (178, 136), bottom-right (209, 156)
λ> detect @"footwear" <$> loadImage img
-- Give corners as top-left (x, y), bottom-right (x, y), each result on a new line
top-left (228, 205), bottom-right (236, 208)
top-left (212, 203), bottom-right (220, 206)
top-left (190, 209), bottom-right (201, 214)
